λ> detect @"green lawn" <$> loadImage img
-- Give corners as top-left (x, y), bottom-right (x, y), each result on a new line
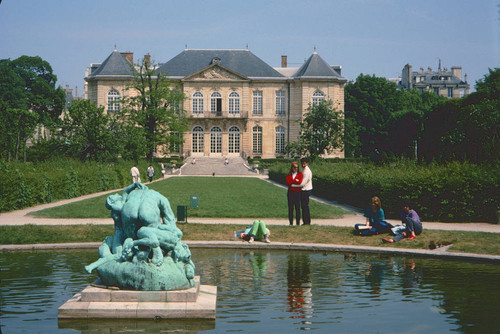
top-left (2, 224), bottom-right (499, 255)
top-left (29, 177), bottom-right (350, 219)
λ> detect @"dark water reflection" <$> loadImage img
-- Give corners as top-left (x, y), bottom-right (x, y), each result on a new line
top-left (1, 248), bottom-right (499, 333)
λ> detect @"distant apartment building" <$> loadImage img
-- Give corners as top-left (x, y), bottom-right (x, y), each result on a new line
top-left (84, 48), bottom-right (347, 159)
top-left (399, 62), bottom-right (470, 98)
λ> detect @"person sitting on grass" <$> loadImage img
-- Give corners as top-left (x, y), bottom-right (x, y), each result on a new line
top-left (383, 200), bottom-right (423, 243)
top-left (354, 196), bottom-right (393, 236)
top-left (237, 220), bottom-right (271, 243)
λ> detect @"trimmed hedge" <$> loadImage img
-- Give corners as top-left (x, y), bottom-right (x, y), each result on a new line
top-left (269, 160), bottom-right (499, 223)
top-left (0, 159), bottom-right (167, 212)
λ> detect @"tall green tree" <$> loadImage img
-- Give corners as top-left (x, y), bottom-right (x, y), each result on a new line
top-left (61, 99), bottom-right (122, 162)
top-left (8, 56), bottom-right (65, 127)
top-left (122, 60), bottom-right (188, 161)
top-left (344, 74), bottom-right (403, 158)
top-left (420, 68), bottom-right (499, 163)
top-left (0, 56), bottom-right (64, 161)
top-left (286, 100), bottom-right (344, 162)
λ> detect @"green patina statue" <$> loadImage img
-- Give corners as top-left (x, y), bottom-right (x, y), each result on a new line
top-left (85, 183), bottom-right (195, 291)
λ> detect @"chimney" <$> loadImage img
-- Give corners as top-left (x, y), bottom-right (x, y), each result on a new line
top-left (121, 51), bottom-right (134, 64)
top-left (464, 73), bottom-right (468, 83)
top-left (281, 55), bottom-right (287, 68)
top-left (144, 53), bottom-right (151, 67)
top-left (451, 66), bottom-right (462, 80)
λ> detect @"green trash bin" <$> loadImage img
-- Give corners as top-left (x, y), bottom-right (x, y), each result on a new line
top-left (177, 205), bottom-right (187, 223)
top-left (190, 195), bottom-right (199, 208)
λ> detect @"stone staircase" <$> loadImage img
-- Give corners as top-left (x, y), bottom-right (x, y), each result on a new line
top-left (180, 156), bottom-right (256, 176)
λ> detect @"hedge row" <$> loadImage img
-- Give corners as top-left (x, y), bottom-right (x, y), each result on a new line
top-left (0, 159), bottom-right (168, 212)
top-left (269, 160), bottom-right (499, 223)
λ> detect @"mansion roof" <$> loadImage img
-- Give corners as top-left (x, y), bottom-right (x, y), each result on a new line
top-left (86, 49), bottom-right (346, 82)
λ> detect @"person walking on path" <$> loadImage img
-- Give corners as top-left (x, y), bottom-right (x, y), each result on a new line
top-left (299, 158), bottom-right (313, 225)
top-left (161, 163), bottom-right (166, 179)
top-left (147, 165), bottom-right (155, 183)
top-left (383, 200), bottom-right (423, 243)
top-left (286, 162), bottom-right (303, 226)
top-left (130, 165), bottom-right (141, 183)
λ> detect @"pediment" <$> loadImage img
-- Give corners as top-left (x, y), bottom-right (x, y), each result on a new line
top-left (183, 64), bottom-right (248, 81)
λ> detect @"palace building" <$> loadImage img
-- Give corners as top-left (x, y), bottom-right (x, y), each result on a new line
top-left (84, 48), bottom-right (346, 159)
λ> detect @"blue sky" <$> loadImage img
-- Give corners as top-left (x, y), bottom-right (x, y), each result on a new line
top-left (1, 0), bottom-right (498, 94)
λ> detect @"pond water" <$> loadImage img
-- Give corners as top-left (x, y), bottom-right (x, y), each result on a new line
top-left (1, 248), bottom-right (499, 333)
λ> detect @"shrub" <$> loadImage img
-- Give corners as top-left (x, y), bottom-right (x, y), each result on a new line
top-left (269, 160), bottom-right (499, 223)
top-left (0, 158), bottom-right (165, 212)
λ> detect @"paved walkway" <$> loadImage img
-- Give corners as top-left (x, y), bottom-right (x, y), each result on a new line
top-left (1, 174), bottom-right (499, 233)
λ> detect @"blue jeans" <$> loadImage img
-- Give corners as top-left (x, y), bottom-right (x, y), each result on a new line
top-left (393, 218), bottom-right (423, 242)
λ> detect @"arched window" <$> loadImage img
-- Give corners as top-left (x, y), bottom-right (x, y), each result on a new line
top-left (252, 126), bottom-right (262, 154)
top-left (228, 91), bottom-right (240, 114)
top-left (275, 126), bottom-right (286, 154)
top-left (228, 126), bottom-right (240, 153)
top-left (107, 89), bottom-right (120, 112)
top-left (211, 92), bottom-right (222, 115)
top-left (312, 90), bottom-right (325, 105)
top-left (210, 127), bottom-right (222, 153)
top-left (192, 126), bottom-right (204, 153)
top-left (192, 92), bottom-right (204, 115)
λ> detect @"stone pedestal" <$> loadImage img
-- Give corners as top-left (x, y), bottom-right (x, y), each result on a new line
top-left (58, 276), bottom-right (217, 319)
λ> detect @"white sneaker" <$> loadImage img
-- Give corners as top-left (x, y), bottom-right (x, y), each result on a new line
top-left (249, 236), bottom-right (254, 243)
top-left (265, 238), bottom-right (271, 243)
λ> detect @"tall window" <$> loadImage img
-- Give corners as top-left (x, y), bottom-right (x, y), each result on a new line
top-left (252, 91), bottom-right (263, 115)
top-left (170, 131), bottom-right (180, 153)
top-left (192, 92), bottom-right (204, 115)
top-left (107, 89), bottom-right (120, 112)
top-left (447, 87), bottom-right (453, 98)
top-left (228, 126), bottom-right (240, 153)
top-left (312, 90), bottom-right (325, 105)
top-left (276, 90), bottom-right (286, 115)
top-left (210, 127), bottom-right (222, 153)
top-left (192, 126), bottom-right (204, 153)
top-left (211, 92), bottom-right (222, 115)
top-left (275, 126), bottom-right (285, 154)
top-left (252, 126), bottom-right (262, 154)
top-left (433, 87), bottom-right (440, 95)
top-left (228, 91), bottom-right (240, 114)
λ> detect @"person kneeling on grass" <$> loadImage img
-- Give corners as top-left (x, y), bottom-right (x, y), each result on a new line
top-left (237, 220), bottom-right (271, 243)
top-left (383, 200), bottom-right (423, 243)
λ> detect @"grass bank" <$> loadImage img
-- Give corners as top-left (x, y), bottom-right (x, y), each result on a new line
top-left (29, 177), bottom-right (349, 219)
top-left (1, 224), bottom-right (499, 256)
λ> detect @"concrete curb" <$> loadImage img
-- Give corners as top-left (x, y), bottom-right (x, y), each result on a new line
top-left (2, 241), bottom-right (499, 263)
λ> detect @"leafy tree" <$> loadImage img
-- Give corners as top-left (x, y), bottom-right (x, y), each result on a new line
top-left (389, 89), bottom-right (444, 159)
top-left (0, 56), bottom-right (65, 161)
top-left (345, 74), bottom-right (403, 158)
top-left (60, 99), bottom-right (122, 162)
top-left (0, 108), bottom-right (38, 161)
top-left (459, 68), bottom-right (500, 162)
top-left (420, 68), bottom-right (499, 163)
top-left (8, 56), bottom-right (65, 127)
top-left (121, 59), bottom-right (188, 161)
top-left (287, 100), bottom-right (344, 162)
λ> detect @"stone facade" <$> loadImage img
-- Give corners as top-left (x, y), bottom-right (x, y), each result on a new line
top-left (400, 63), bottom-right (470, 98)
top-left (84, 49), bottom-right (346, 159)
